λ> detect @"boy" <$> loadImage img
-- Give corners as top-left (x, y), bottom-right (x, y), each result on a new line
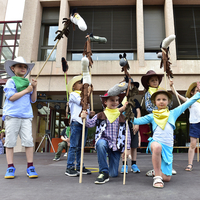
top-left (3, 56), bottom-right (38, 179)
top-left (132, 85), bottom-right (200, 188)
top-left (65, 75), bottom-right (92, 176)
top-left (81, 92), bottom-right (131, 184)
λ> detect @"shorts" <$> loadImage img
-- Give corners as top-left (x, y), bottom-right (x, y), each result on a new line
top-left (4, 116), bottom-right (34, 148)
top-left (129, 122), bottom-right (138, 148)
top-left (189, 123), bottom-right (200, 138)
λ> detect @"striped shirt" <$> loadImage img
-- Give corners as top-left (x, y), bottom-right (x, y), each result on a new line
top-left (86, 114), bottom-right (131, 151)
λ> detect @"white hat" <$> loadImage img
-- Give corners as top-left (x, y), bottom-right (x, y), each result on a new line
top-left (4, 56), bottom-right (35, 77)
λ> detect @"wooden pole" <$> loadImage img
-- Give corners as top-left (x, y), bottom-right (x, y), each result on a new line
top-left (197, 138), bottom-right (199, 162)
top-left (35, 39), bottom-right (60, 80)
top-left (64, 73), bottom-right (69, 101)
top-left (79, 117), bottom-right (86, 183)
top-left (89, 66), bottom-right (93, 111)
top-left (123, 120), bottom-right (129, 185)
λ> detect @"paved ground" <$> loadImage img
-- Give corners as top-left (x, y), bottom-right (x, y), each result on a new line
top-left (0, 152), bottom-right (200, 200)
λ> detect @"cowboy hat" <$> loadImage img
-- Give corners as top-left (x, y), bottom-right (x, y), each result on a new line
top-left (141, 70), bottom-right (163, 90)
top-left (151, 88), bottom-right (172, 105)
top-left (100, 92), bottom-right (126, 108)
top-left (67, 75), bottom-right (83, 94)
top-left (4, 56), bottom-right (35, 77)
top-left (186, 82), bottom-right (197, 98)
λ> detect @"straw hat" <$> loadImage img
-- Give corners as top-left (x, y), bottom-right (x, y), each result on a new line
top-left (185, 82), bottom-right (197, 98)
top-left (151, 88), bottom-right (172, 104)
top-left (141, 70), bottom-right (163, 90)
top-left (4, 56), bottom-right (35, 77)
top-left (67, 75), bottom-right (83, 94)
top-left (100, 92), bottom-right (126, 108)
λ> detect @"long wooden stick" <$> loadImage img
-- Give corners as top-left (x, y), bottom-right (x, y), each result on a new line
top-left (35, 39), bottom-right (60, 80)
top-left (123, 120), bottom-right (129, 185)
top-left (79, 117), bottom-right (86, 183)
top-left (89, 66), bottom-right (93, 111)
top-left (64, 73), bottom-right (69, 101)
top-left (197, 138), bottom-right (199, 162)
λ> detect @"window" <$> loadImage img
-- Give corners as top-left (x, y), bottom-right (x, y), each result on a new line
top-left (38, 7), bottom-right (59, 61)
top-left (67, 6), bottom-right (137, 61)
top-left (144, 6), bottom-right (165, 60)
top-left (174, 6), bottom-right (200, 60)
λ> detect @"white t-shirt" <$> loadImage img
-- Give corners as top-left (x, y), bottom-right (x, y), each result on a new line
top-left (153, 122), bottom-right (174, 147)
top-left (188, 99), bottom-right (200, 124)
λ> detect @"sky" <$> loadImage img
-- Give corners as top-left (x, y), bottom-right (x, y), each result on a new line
top-left (5, 0), bottom-right (25, 20)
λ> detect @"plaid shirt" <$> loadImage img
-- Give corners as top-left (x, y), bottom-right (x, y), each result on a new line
top-left (86, 114), bottom-right (131, 151)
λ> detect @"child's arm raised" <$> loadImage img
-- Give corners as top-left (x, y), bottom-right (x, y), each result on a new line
top-left (169, 80), bottom-right (187, 102)
top-left (31, 79), bottom-right (37, 102)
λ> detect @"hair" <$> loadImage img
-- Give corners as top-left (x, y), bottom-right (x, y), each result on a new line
top-left (153, 92), bottom-right (171, 105)
top-left (190, 86), bottom-right (197, 96)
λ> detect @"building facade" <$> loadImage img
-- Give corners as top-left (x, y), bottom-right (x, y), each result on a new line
top-left (1, 0), bottom-right (200, 151)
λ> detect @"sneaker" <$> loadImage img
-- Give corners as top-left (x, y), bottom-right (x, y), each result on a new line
top-left (27, 166), bottom-right (38, 178)
top-left (131, 164), bottom-right (140, 173)
top-left (5, 167), bottom-right (16, 179)
top-left (77, 167), bottom-right (91, 175)
top-left (94, 172), bottom-right (109, 184)
top-left (63, 152), bottom-right (68, 157)
top-left (121, 165), bottom-right (128, 174)
top-left (53, 157), bottom-right (60, 161)
top-left (65, 167), bottom-right (79, 177)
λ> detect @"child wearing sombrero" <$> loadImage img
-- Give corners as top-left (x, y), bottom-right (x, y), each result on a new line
top-left (81, 91), bottom-right (131, 184)
top-left (132, 85), bottom-right (200, 188)
top-left (65, 75), bottom-right (93, 177)
top-left (170, 80), bottom-right (200, 172)
top-left (3, 56), bottom-right (38, 179)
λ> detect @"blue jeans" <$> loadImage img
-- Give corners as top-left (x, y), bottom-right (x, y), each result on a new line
top-left (96, 139), bottom-right (121, 177)
top-left (67, 121), bottom-right (88, 169)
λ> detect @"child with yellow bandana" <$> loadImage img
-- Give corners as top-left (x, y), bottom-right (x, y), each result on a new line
top-left (170, 80), bottom-right (200, 172)
top-left (132, 85), bottom-right (200, 188)
top-left (3, 57), bottom-right (38, 179)
top-left (81, 92), bottom-right (131, 184)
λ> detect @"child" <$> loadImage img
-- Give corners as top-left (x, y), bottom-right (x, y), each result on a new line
top-left (170, 80), bottom-right (200, 171)
top-left (119, 79), bottom-right (141, 174)
top-left (53, 118), bottom-right (70, 161)
top-left (132, 85), bottom-right (200, 188)
top-left (65, 75), bottom-right (92, 176)
top-left (3, 56), bottom-right (38, 179)
top-left (0, 129), bottom-right (5, 154)
top-left (81, 92), bottom-right (131, 184)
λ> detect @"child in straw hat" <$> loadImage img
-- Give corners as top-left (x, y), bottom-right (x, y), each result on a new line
top-left (3, 56), bottom-right (38, 179)
top-left (65, 75), bottom-right (93, 177)
top-left (170, 80), bottom-right (200, 172)
top-left (132, 85), bottom-right (200, 188)
top-left (81, 91), bottom-right (131, 184)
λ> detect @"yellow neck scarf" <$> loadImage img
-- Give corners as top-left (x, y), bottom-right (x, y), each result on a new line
top-left (152, 108), bottom-right (170, 130)
top-left (148, 86), bottom-right (160, 95)
top-left (197, 99), bottom-right (200, 103)
top-left (73, 90), bottom-right (81, 96)
top-left (104, 107), bottom-right (120, 124)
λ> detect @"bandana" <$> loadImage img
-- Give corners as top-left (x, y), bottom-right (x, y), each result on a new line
top-left (153, 108), bottom-right (170, 130)
top-left (148, 86), bottom-right (160, 95)
top-left (11, 76), bottom-right (30, 92)
top-left (73, 90), bottom-right (81, 96)
top-left (104, 107), bottom-right (120, 124)
top-left (197, 99), bottom-right (200, 103)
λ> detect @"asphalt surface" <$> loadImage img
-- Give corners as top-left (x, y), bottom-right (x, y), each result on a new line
top-left (0, 152), bottom-right (200, 200)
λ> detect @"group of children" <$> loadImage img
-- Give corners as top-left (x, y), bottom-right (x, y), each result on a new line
top-left (2, 56), bottom-right (200, 189)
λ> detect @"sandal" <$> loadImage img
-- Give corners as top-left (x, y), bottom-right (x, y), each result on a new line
top-left (153, 176), bottom-right (164, 188)
top-left (146, 169), bottom-right (155, 177)
top-left (185, 164), bottom-right (193, 171)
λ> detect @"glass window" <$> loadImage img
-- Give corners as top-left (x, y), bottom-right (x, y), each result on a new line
top-left (67, 6), bottom-right (137, 60)
top-left (174, 6), bottom-right (200, 60)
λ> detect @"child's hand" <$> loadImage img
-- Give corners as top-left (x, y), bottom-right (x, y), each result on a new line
top-left (169, 80), bottom-right (173, 87)
top-left (31, 79), bottom-right (37, 88)
top-left (81, 110), bottom-right (88, 119)
top-left (26, 85), bottom-right (33, 93)
top-left (197, 81), bottom-right (200, 92)
top-left (90, 111), bottom-right (95, 118)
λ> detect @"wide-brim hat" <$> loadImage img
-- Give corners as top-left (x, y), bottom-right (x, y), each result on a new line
top-left (68, 75), bottom-right (83, 94)
top-left (4, 56), bottom-right (35, 77)
top-left (141, 70), bottom-right (163, 90)
top-left (130, 78), bottom-right (139, 89)
top-left (186, 82), bottom-right (197, 98)
top-left (100, 92), bottom-right (126, 108)
top-left (151, 88), bottom-right (172, 105)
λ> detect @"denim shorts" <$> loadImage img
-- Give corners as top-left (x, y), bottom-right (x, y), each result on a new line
top-left (189, 122), bottom-right (200, 138)
top-left (4, 116), bottom-right (34, 148)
